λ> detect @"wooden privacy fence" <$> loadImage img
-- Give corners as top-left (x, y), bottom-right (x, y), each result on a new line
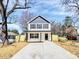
top-left (52, 34), bottom-right (68, 42)
top-left (15, 35), bottom-right (26, 42)
top-left (52, 35), bottom-right (59, 42)
top-left (15, 34), bottom-right (68, 42)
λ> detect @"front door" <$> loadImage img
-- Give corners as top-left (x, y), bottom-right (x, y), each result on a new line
top-left (45, 34), bottom-right (48, 40)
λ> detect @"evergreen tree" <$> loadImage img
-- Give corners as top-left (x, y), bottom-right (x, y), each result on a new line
top-left (64, 16), bottom-right (72, 28)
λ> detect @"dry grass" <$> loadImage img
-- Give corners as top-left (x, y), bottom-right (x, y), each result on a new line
top-left (0, 42), bottom-right (27, 59)
top-left (54, 40), bottom-right (79, 57)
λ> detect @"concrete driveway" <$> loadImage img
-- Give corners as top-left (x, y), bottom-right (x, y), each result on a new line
top-left (11, 41), bottom-right (79, 59)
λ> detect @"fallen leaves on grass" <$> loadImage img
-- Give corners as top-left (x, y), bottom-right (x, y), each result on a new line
top-left (0, 42), bottom-right (27, 59)
top-left (54, 40), bottom-right (79, 57)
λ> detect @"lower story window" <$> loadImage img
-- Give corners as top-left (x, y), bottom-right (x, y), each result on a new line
top-left (30, 33), bottom-right (39, 39)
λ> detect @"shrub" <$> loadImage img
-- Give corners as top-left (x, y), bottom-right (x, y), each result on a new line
top-left (66, 35), bottom-right (77, 40)
top-left (59, 37), bottom-right (68, 42)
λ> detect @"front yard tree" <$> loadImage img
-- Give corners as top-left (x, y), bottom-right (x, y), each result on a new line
top-left (0, 0), bottom-right (28, 45)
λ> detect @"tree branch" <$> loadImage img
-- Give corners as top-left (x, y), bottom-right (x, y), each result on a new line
top-left (5, 0), bottom-right (9, 10)
top-left (0, 0), bottom-right (4, 16)
top-left (7, 3), bottom-right (17, 16)
top-left (68, 5), bottom-right (77, 7)
top-left (7, 0), bottom-right (28, 17)
top-left (7, 0), bottom-right (19, 16)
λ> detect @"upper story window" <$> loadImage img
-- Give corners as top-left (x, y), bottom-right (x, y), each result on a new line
top-left (43, 24), bottom-right (49, 29)
top-left (29, 23), bottom-right (49, 30)
top-left (30, 24), bottom-right (36, 29)
top-left (37, 24), bottom-right (42, 29)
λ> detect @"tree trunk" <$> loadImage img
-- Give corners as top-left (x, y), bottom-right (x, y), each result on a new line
top-left (2, 9), bottom-right (9, 45)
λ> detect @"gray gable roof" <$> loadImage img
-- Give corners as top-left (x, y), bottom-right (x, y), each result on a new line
top-left (28, 16), bottom-right (50, 23)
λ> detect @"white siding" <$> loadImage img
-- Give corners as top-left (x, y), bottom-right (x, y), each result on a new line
top-left (30, 17), bottom-right (49, 23)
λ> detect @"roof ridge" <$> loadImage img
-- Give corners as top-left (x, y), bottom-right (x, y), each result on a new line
top-left (28, 15), bottom-right (50, 23)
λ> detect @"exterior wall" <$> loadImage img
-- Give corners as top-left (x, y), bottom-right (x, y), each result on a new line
top-left (27, 32), bottom-right (51, 42)
top-left (27, 16), bottom-right (51, 42)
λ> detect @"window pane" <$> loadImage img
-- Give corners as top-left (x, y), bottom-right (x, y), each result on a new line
top-left (37, 24), bottom-right (42, 29)
top-left (35, 34), bottom-right (39, 38)
top-left (43, 24), bottom-right (49, 29)
top-left (30, 34), bottom-right (34, 38)
top-left (30, 33), bottom-right (39, 39)
top-left (30, 24), bottom-right (36, 29)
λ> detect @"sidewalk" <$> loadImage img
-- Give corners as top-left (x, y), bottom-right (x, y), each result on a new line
top-left (11, 41), bottom-right (79, 59)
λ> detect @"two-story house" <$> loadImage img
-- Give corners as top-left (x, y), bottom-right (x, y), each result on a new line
top-left (27, 16), bottom-right (51, 42)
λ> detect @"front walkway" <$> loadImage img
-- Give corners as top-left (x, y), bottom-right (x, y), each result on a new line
top-left (11, 41), bottom-right (79, 59)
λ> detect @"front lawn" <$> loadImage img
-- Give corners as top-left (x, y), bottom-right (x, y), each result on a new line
top-left (0, 42), bottom-right (27, 59)
top-left (55, 40), bottom-right (79, 57)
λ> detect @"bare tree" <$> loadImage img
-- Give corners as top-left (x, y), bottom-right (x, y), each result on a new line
top-left (61, 0), bottom-right (79, 15)
top-left (19, 10), bottom-right (34, 32)
top-left (51, 21), bottom-right (62, 35)
top-left (72, 16), bottom-right (79, 29)
top-left (0, 0), bottom-right (28, 45)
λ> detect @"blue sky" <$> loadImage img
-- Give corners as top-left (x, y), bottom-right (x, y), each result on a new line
top-left (0, 0), bottom-right (74, 33)
top-left (28, 0), bottom-right (73, 23)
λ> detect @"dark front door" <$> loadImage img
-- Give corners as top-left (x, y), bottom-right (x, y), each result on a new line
top-left (45, 34), bottom-right (48, 40)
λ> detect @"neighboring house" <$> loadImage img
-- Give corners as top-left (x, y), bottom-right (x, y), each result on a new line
top-left (27, 16), bottom-right (51, 42)
top-left (8, 32), bottom-right (17, 43)
top-left (65, 26), bottom-right (77, 35)
top-left (0, 31), bottom-right (17, 43)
